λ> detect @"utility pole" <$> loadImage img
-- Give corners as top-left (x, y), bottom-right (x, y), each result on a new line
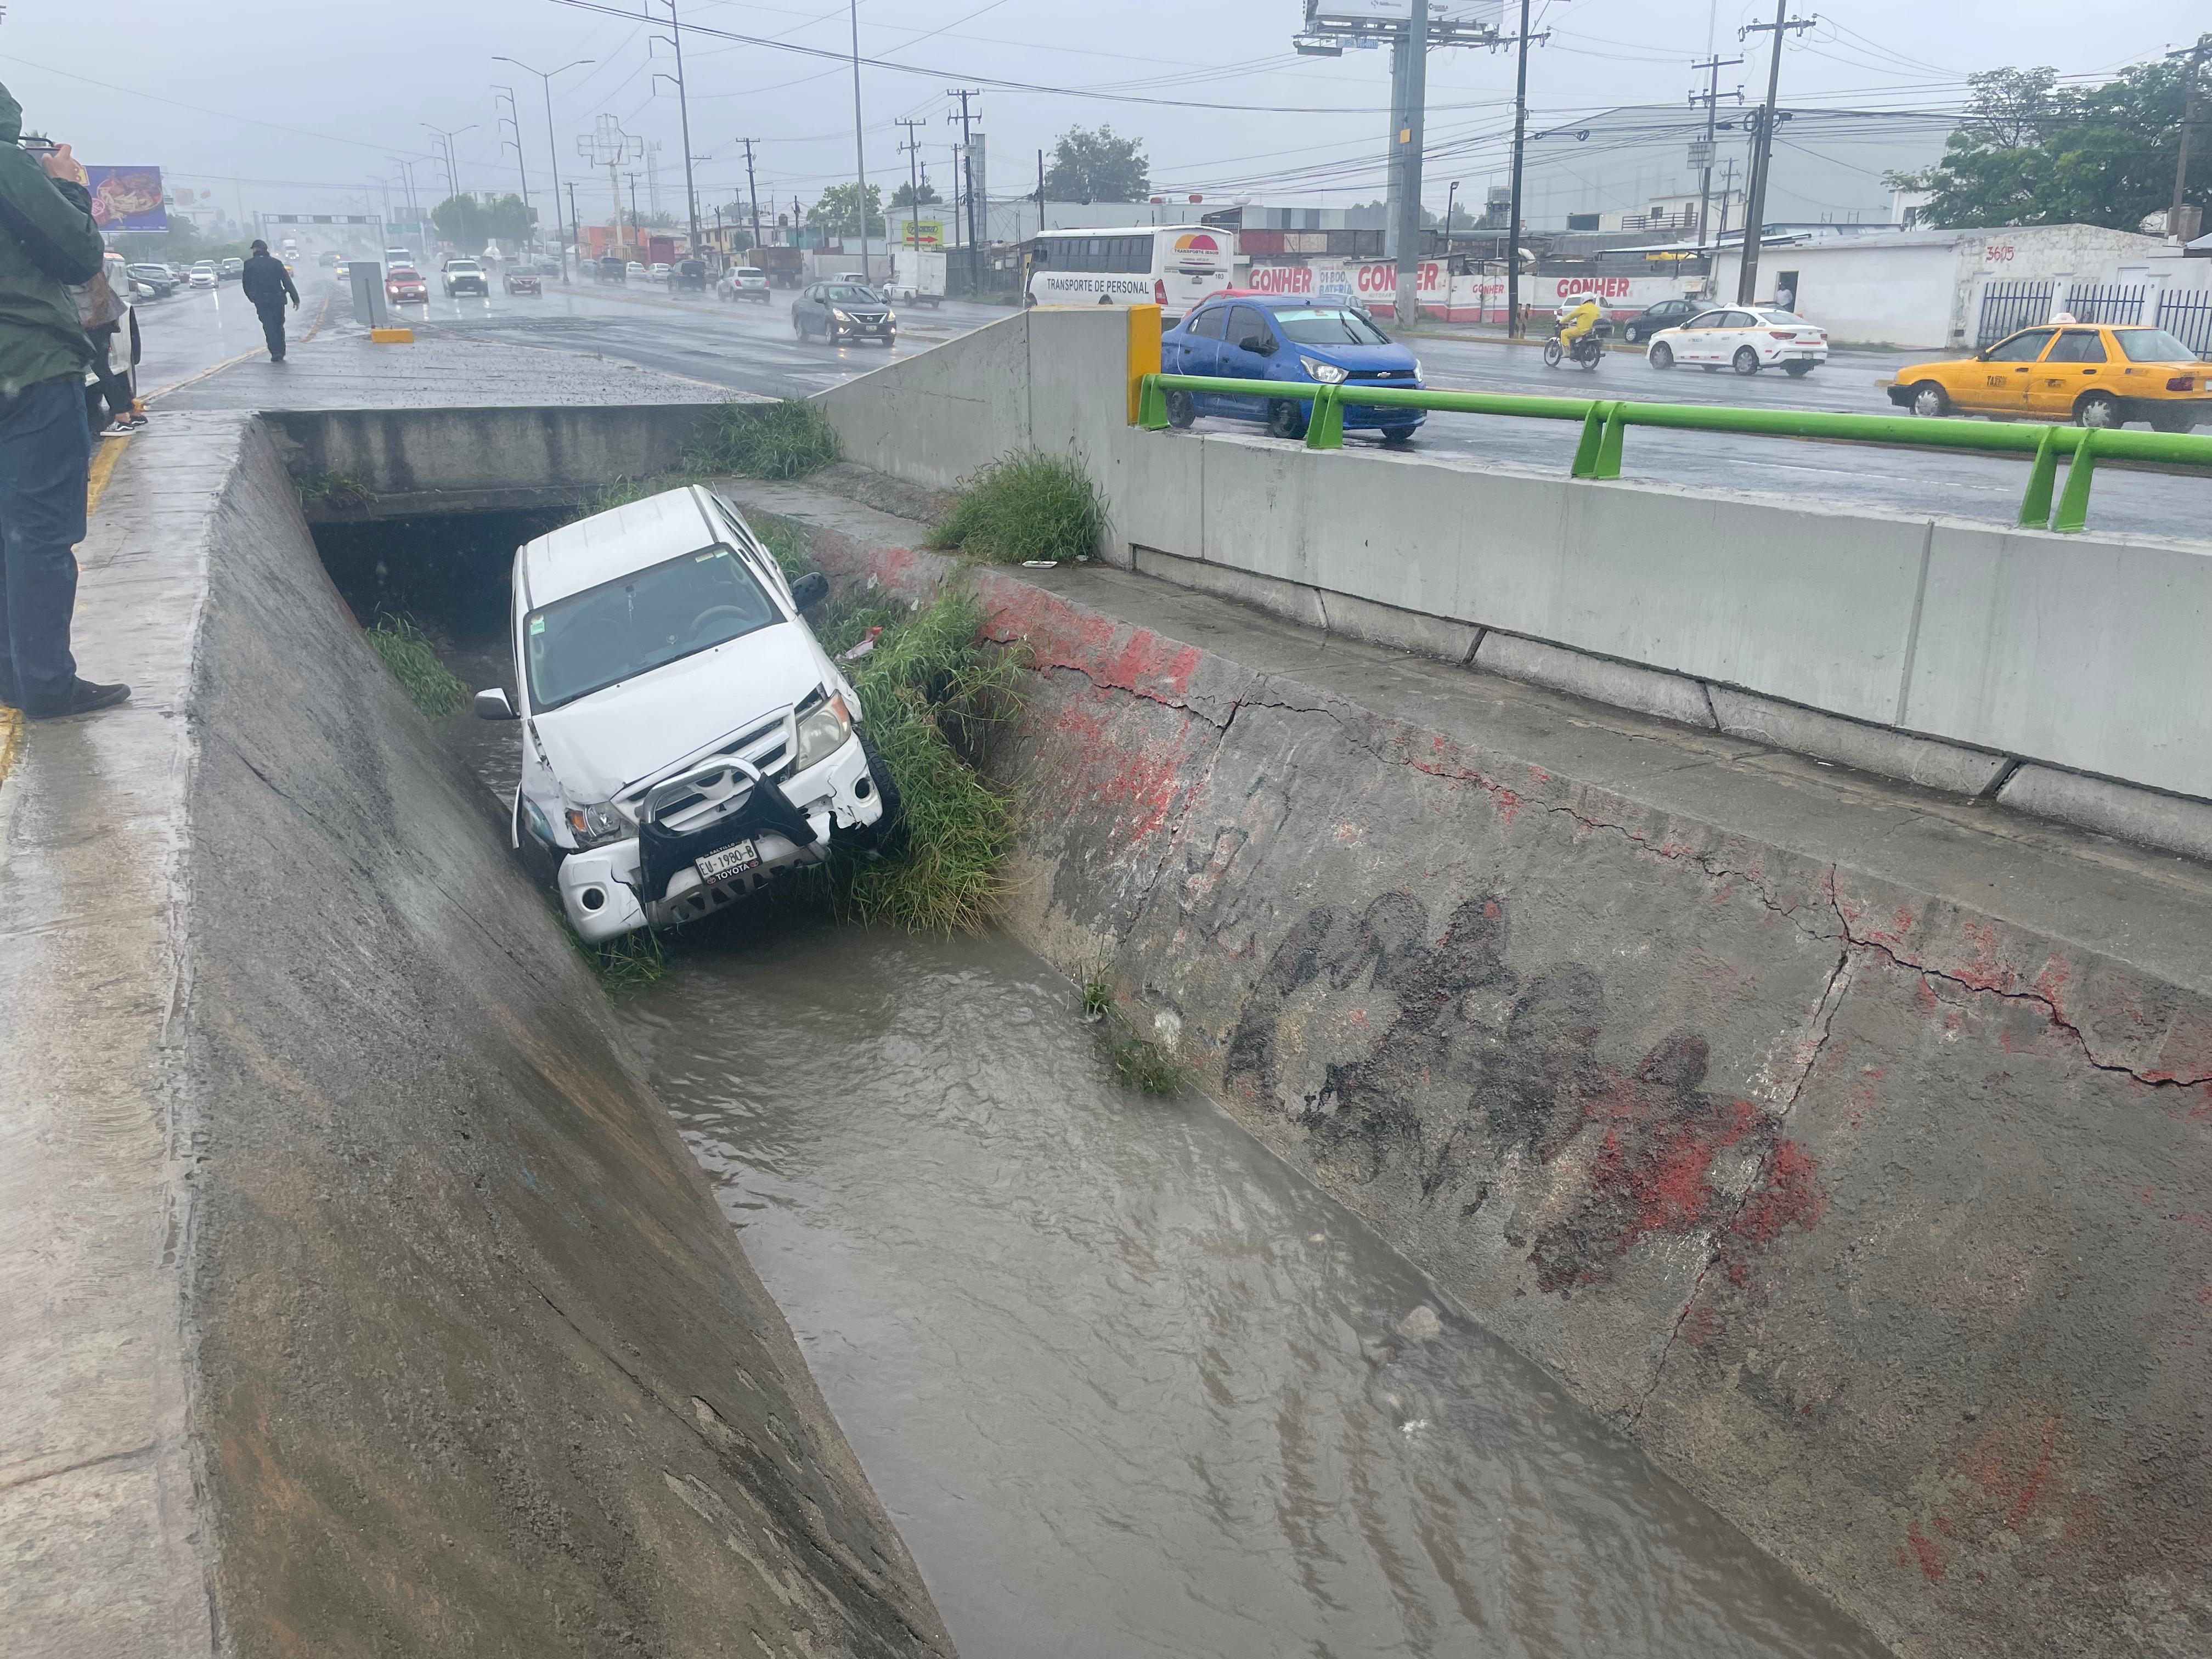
top-left (1735, 1), bottom-right (1814, 303)
top-left (1036, 147), bottom-right (1046, 242)
top-left (625, 171), bottom-right (643, 250)
top-left (496, 58), bottom-right (592, 282)
top-left (2169, 38), bottom-right (2210, 242)
top-left (1390, 0), bottom-right (1429, 329)
top-left (740, 137), bottom-right (763, 253)
top-left (1689, 53), bottom-right (1742, 274)
top-left (1716, 156), bottom-right (1738, 245)
top-left (493, 86), bottom-right (531, 254)
top-left (947, 90), bottom-right (981, 294)
top-left (422, 123), bottom-right (477, 204)
top-left (896, 116), bottom-right (926, 248)
top-left (1499, 0), bottom-right (1554, 338)
top-left (578, 115), bottom-right (644, 262)
top-left (848, 0), bottom-right (870, 270)
top-left (566, 180), bottom-right (580, 265)
top-left (651, 1), bottom-right (704, 254)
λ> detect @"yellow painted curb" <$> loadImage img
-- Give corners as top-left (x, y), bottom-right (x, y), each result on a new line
top-left (87, 433), bottom-right (129, 516)
top-left (370, 327), bottom-right (414, 344)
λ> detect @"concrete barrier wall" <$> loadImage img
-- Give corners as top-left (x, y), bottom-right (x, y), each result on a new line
top-left (724, 479), bottom-right (2212, 1659)
top-left (4, 414), bottom-right (954, 1656)
top-left (814, 308), bottom-right (2212, 809)
top-left (266, 403), bottom-right (726, 518)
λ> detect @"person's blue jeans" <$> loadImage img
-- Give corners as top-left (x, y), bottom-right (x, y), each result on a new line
top-left (0, 375), bottom-right (91, 709)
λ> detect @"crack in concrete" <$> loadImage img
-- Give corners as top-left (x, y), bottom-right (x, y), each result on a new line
top-left (1630, 936), bottom-right (1855, 1426)
top-left (1822, 879), bottom-right (2212, 1091)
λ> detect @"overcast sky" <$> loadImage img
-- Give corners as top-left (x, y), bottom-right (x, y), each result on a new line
top-left (1, 0), bottom-right (2202, 225)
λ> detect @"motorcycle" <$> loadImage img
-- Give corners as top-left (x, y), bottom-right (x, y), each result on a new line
top-left (1543, 315), bottom-right (1605, 370)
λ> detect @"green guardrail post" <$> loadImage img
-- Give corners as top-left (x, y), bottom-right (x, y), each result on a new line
top-left (1137, 375), bottom-right (1169, 431)
top-left (2051, 425), bottom-right (2101, 533)
top-left (1570, 402), bottom-right (1606, 478)
top-left (2018, 425), bottom-right (2060, 528)
top-left (1305, 386), bottom-right (1345, 450)
top-left (1594, 400), bottom-right (1627, 479)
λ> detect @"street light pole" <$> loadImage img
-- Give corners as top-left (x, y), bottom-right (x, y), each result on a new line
top-left (496, 57), bottom-right (594, 281)
top-left (1502, 0), bottom-right (1548, 338)
top-left (422, 123), bottom-right (476, 204)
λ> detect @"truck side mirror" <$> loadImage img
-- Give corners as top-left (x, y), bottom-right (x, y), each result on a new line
top-left (473, 687), bottom-right (518, 721)
top-left (789, 571), bottom-right (830, 612)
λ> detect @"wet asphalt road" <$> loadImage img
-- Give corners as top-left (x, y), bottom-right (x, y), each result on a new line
top-left (157, 273), bottom-right (2208, 542)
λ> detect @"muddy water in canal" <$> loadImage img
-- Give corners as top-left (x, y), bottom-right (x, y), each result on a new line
top-left (622, 922), bottom-right (1883, 1659)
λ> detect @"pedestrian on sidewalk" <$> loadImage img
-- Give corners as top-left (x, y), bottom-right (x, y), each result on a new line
top-left (76, 252), bottom-right (143, 437)
top-left (241, 238), bottom-right (299, 362)
top-left (0, 82), bottom-right (131, 719)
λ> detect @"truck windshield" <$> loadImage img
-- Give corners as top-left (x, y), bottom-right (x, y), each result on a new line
top-left (526, 545), bottom-right (781, 710)
top-left (1274, 308), bottom-right (1390, 346)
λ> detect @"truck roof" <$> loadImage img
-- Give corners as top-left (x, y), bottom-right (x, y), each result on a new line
top-left (519, 486), bottom-right (724, 609)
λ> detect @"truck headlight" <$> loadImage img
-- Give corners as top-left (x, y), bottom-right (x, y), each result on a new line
top-left (563, 800), bottom-right (629, 848)
top-left (1298, 356), bottom-right (1348, 384)
top-left (793, 687), bottom-right (853, 772)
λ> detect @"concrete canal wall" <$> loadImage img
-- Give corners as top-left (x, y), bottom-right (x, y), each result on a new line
top-left (3, 415), bottom-right (953, 1657)
top-left (815, 307), bottom-right (2212, 861)
top-left (726, 472), bottom-right (2212, 1659)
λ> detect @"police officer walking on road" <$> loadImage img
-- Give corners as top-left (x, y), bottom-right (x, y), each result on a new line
top-left (241, 239), bottom-right (299, 362)
top-left (0, 81), bottom-right (131, 719)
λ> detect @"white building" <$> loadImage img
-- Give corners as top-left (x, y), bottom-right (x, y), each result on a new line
top-left (1712, 224), bottom-right (2209, 349)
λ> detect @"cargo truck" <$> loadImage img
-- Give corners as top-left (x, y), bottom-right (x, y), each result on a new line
top-left (885, 247), bottom-right (945, 307)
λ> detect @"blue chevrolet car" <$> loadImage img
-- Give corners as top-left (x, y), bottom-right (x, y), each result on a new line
top-left (1161, 294), bottom-right (1424, 444)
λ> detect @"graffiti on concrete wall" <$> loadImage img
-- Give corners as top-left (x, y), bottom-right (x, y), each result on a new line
top-left (1224, 890), bottom-right (1825, 1293)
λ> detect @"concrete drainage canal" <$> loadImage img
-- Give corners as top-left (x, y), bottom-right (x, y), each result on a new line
top-left (312, 501), bottom-right (1887, 1658)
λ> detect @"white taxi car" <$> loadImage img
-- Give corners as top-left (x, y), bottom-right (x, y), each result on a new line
top-left (475, 485), bottom-right (894, 944)
top-left (1646, 306), bottom-right (1829, 377)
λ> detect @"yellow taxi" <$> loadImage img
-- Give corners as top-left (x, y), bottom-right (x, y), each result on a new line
top-left (1886, 321), bottom-right (2211, 432)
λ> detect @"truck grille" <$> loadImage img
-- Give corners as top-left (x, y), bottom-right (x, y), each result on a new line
top-left (623, 711), bottom-right (792, 835)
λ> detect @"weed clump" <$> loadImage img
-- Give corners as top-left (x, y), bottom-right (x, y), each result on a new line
top-left (567, 922), bottom-right (671, 993)
top-left (296, 471), bottom-right (376, 511)
top-left (365, 616), bottom-right (468, 720)
top-left (927, 450), bottom-right (1105, 565)
top-left (1110, 1035), bottom-right (1185, 1096)
top-left (824, 587), bottom-right (1025, 934)
top-left (687, 398), bottom-right (841, 479)
top-left (578, 476), bottom-right (659, 517)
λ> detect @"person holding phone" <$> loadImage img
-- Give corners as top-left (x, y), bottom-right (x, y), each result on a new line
top-left (0, 82), bottom-right (130, 719)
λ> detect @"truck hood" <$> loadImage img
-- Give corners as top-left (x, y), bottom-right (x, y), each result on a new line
top-left (529, 622), bottom-right (821, 804)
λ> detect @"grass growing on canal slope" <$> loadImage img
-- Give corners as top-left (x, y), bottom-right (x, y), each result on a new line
top-left (573, 925), bottom-right (670, 993)
top-left (688, 398), bottom-right (842, 479)
top-left (365, 616), bottom-right (469, 720)
top-left (927, 450), bottom-right (1105, 565)
top-left (817, 588), bottom-right (1026, 934)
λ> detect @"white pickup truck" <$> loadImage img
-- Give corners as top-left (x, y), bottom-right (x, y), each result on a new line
top-left (475, 485), bottom-right (896, 943)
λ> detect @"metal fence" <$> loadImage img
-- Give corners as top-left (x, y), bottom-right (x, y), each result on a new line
top-left (1976, 280), bottom-right (2055, 346)
top-left (2158, 290), bottom-right (2212, 358)
top-left (1134, 373), bottom-right (2212, 535)
top-left (2064, 283), bottom-right (2147, 325)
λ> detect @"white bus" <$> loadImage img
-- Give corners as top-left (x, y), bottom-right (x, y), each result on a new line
top-left (1023, 225), bottom-right (1233, 323)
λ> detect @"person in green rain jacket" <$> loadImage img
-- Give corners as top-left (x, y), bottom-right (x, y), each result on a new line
top-left (0, 81), bottom-right (131, 718)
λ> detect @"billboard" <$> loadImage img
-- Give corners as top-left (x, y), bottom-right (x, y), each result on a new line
top-left (1305, 0), bottom-right (1502, 26)
top-left (86, 165), bottom-right (168, 232)
top-left (902, 219), bottom-right (944, 249)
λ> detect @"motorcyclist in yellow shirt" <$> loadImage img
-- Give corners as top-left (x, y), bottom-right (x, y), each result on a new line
top-left (1557, 294), bottom-right (1602, 354)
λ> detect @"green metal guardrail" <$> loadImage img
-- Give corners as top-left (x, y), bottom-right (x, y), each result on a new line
top-left (1133, 373), bottom-right (2212, 534)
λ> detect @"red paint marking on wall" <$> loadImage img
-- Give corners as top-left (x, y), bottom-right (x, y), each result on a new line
top-left (1901, 1521), bottom-right (1950, 1582)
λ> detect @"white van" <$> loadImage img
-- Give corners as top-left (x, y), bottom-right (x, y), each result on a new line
top-left (1024, 225), bottom-right (1233, 324)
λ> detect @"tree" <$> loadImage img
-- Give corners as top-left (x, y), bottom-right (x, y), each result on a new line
top-left (1887, 45), bottom-right (2210, 231)
top-left (430, 193), bottom-right (537, 253)
top-left (890, 179), bottom-right (940, 209)
top-left (806, 182), bottom-right (884, 239)
top-left (1042, 126), bottom-right (1149, 203)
